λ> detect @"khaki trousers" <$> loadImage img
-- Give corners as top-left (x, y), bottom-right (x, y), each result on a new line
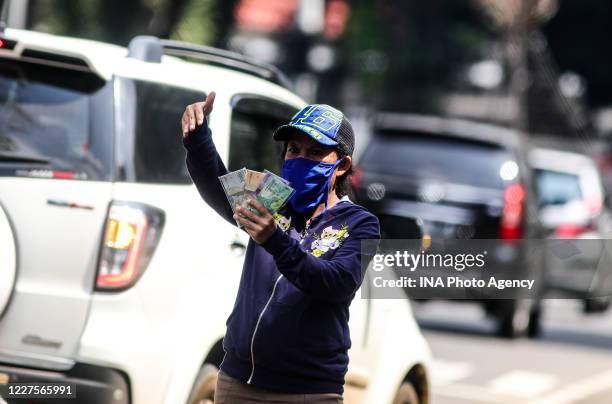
top-left (214, 369), bottom-right (344, 404)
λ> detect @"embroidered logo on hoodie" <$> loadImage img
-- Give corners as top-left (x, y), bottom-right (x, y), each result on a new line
top-left (309, 224), bottom-right (349, 257)
top-left (273, 212), bottom-right (292, 232)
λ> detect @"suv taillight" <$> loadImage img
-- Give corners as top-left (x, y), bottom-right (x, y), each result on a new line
top-left (500, 183), bottom-right (525, 241)
top-left (555, 222), bottom-right (595, 239)
top-left (96, 202), bottom-right (165, 291)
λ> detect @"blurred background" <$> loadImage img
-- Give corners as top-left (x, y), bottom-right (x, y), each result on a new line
top-left (8, 0), bottom-right (610, 130)
top-left (8, 0), bottom-right (612, 164)
top-left (2, 0), bottom-right (612, 403)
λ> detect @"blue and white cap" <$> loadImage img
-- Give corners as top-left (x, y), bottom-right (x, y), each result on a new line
top-left (273, 104), bottom-right (355, 155)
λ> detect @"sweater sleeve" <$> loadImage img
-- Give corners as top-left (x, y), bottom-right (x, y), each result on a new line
top-left (261, 212), bottom-right (381, 302)
top-left (182, 121), bottom-right (236, 226)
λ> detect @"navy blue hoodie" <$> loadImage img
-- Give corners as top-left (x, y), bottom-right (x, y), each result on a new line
top-left (183, 122), bottom-right (380, 395)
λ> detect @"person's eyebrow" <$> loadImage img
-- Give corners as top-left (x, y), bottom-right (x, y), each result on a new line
top-left (310, 144), bottom-right (332, 153)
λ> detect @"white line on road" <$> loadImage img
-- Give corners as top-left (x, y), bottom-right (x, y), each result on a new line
top-left (488, 370), bottom-right (559, 399)
top-left (430, 359), bottom-right (473, 386)
top-left (434, 382), bottom-right (517, 404)
top-left (525, 368), bottom-right (612, 404)
top-left (433, 364), bottom-right (612, 404)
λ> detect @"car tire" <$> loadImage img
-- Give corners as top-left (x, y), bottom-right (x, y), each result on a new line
top-left (527, 302), bottom-right (542, 338)
top-left (584, 296), bottom-right (611, 313)
top-left (497, 299), bottom-right (531, 339)
top-left (187, 364), bottom-right (218, 404)
top-left (392, 381), bottom-right (420, 404)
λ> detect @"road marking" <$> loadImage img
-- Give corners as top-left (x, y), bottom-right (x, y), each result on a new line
top-left (430, 359), bottom-right (473, 386)
top-left (489, 370), bottom-right (559, 398)
top-left (435, 382), bottom-right (516, 403)
top-left (525, 368), bottom-right (612, 404)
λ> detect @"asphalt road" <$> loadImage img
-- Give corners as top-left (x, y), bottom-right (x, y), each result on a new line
top-left (414, 299), bottom-right (612, 404)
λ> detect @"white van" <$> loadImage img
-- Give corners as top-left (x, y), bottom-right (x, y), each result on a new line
top-left (0, 29), bottom-right (431, 404)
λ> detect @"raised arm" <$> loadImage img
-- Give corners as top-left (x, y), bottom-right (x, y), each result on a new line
top-left (181, 92), bottom-right (236, 226)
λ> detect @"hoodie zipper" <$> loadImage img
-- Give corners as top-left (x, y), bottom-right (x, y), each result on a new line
top-left (246, 200), bottom-right (352, 384)
top-left (246, 274), bottom-right (283, 384)
top-left (246, 213), bottom-right (329, 384)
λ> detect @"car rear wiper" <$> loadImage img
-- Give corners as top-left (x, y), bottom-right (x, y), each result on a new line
top-left (0, 151), bottom-right (50, 165)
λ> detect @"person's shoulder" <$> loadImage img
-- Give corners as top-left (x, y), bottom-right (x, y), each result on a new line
top-left (341, 200), bottom-right (378, 222)
top-left (334, 197), bottom-right (380, 238)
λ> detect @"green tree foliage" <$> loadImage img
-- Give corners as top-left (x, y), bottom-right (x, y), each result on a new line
top-left (344, 0), bottom-right (494, 112)
top-left (26, 0), bottom-right (214, 46)
top-left (170, 0), bottom-right (216, 44)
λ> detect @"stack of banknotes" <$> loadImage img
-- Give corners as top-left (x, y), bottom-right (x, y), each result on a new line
top-left (219, 168), bottom-right (295, 225)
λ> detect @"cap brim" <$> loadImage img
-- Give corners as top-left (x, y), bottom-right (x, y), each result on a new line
top-left (273, 124), bottom-right (338, 147)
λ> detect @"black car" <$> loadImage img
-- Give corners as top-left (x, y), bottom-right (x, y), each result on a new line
top-left (353, 113), bottom-right (546, 338)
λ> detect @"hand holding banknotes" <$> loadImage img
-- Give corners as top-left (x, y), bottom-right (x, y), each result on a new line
top-left (219, 168), bottom-right (295, 242)
top-left (234, 199), bottom-right (277, 244)
top-left (181, 91), bottom-right (216, 137)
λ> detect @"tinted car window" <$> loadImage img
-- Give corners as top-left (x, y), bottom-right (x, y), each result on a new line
top-left (0, 58), bottom-right (113, 180)
top-left (535, 169), bottom-right (582, 206)
top-left (362, 130), bottom-right (513, 189)
top-left (125, 79), bottom-right (203, 184)
top-left (228, 101), bottom-right (295, 174)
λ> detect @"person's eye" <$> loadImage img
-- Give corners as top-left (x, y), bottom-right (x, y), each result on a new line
top-left (310, 149), bottom-right (323, 156)
top-left (287, 145), bottom-right (298, 154)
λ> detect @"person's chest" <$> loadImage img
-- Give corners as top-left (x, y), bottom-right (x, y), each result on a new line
top-left (275, 209), bottom-right (352, 259)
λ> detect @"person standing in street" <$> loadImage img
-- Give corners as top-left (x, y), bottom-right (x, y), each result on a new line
top-left (181, 91), bottom-right (380, 403)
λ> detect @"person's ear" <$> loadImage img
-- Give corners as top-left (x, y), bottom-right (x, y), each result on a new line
top-left (336, 156), bottom-right (352, 176)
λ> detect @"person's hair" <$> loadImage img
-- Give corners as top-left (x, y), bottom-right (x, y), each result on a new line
top-left (280, 142), bottom-right (354, 199)
top-left (334, 150), bottom-right (354, 198)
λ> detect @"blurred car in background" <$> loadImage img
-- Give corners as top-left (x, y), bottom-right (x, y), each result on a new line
top-left (530, 148), bottom-right (612, 313)
top-left (0, 29), bottom-right (431, 404)
top-left (592, 140), bottom-right (612, 197)
top-left (352, 113), bottom-right (546, 338)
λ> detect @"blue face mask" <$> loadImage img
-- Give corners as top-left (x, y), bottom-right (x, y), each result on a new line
top-left (281, 157), bottom-right (342, 217)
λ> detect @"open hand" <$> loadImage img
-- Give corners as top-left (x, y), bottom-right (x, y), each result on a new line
top-left (234, 198), bottom-right (278, 244)
top-left (181, 91), bottom-right (216, 138)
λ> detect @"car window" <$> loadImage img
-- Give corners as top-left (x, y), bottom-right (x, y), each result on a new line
top-left (362, 130), bottom-right (513, 189)
top-left (535, 169), bottom-right (582, 206)
top-left (126, 79), bottom-right (203, 184)
top-left (228, 97), bottom-right (297, 174)
top-left (0, 58), bottom-right (113, 181)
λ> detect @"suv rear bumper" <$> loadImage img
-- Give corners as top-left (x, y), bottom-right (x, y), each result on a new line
top-left (0, 362), bottom-right (130, 404)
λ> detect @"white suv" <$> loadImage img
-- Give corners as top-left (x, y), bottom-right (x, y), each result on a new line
top-left (0, 29), bottom-right (431, 404)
